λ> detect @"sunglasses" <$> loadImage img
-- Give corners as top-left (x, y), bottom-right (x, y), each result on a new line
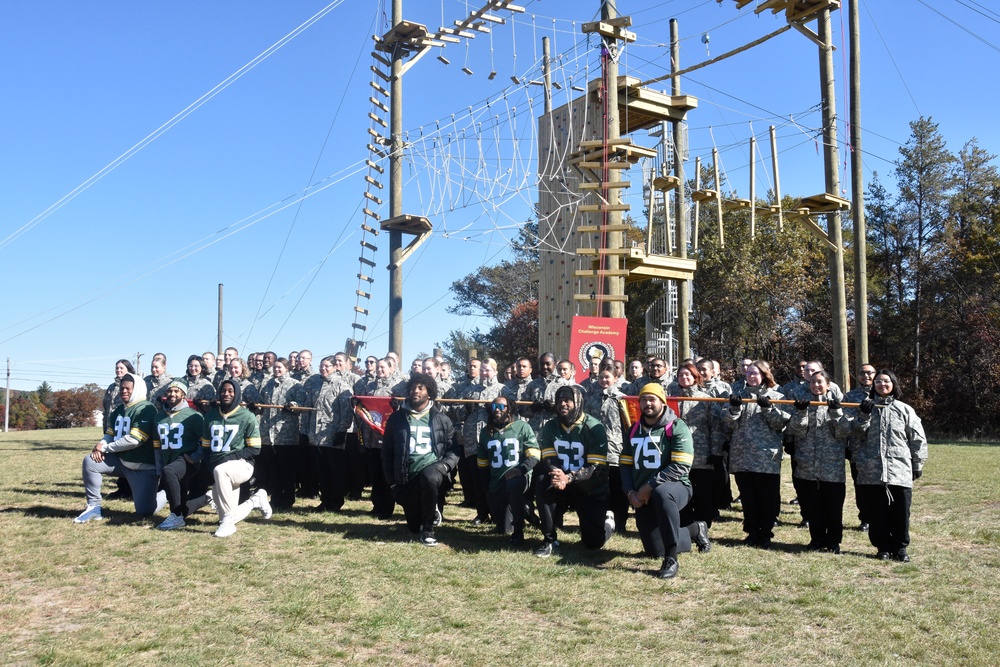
top-left (490, 403), bottom-right (508, 411)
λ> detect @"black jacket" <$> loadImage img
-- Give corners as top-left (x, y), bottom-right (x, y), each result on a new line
top-left (381, 402), bottom-right (459, 486)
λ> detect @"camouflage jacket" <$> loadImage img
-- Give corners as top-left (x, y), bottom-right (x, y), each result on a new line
top-left (310, 373), bottom-right (354, 448)
top-left (183, 374), bottom-right (217, 406)
top-left (501, 376), bottom-right (533, 423)
top-left (297, 372), bottom-right (323, 436)
top-left (144, 373), bottom-right (173, 406)
top-left (849, 396), bottom-right (927, 488)
top-left (261, 374), bottom-right (302, 446)
top-left (460, 376), bottom-right (504, 457)
top-left (671, 385), bottom-right (723, 470)
top-left (724, 384), bottom-right (790, 475)
top-left (786, 398), bottom-right (851, 483)
top-left (581, 387), bottom-right (623, 465)
top-left (524, 373), bottom-right (570, 433)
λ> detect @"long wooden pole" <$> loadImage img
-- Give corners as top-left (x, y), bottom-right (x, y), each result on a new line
top-left (671, 18), bottom-right (690, 359)
top-left (849, 0), bottom-right (869, 369)
top-left (818, 10), bottom-right (851, 391)
top-left (388, 0), bottom-right (404, 359)
top-left (602, 0), bottom-right (624, 319)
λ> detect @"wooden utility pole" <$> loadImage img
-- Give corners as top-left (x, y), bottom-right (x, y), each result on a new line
top-left (818, 10), bottom-right (850, 390)
top-left (388, 0), bottom-right (404, 358)
top-left (217, 283), bottom-right (224, 358)
top-left (601, 0), bottom-right (625, 319)
top-left (671, 18), bottom-right (690, 358)
top-left (849, 0), bottom-right (868, 370)
top-left (4, 357), bottom-right (10, 433)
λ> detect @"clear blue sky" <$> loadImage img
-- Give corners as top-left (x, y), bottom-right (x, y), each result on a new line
top-left (2, 0), bottom-right (996, 391)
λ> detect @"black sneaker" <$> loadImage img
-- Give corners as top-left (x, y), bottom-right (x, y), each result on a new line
top-left (509, 530), bottom-right (525, 547)
top-left (419, 526), bottom-right (438, 547)
top-left (876, 551), bottom-right (891, 560)
top-left (858, 523), bottom-right (870, 533)
top-left (533, 540), bottom-right (559, 558)
top-left (893, 550), bottom-right (910, 563)
top-left (657, 557), bottom-right (679, 579)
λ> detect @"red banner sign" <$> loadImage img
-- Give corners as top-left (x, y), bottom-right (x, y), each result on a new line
top-left (568, 315), bottom-right (628, 378)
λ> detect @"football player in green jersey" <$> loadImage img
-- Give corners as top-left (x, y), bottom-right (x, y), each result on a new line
top-left (154, 381), bottom-right (211, 530)
top-left (621, 383), bottom-right (707, 579)
top-left (382, 372), bottom-right (458, 547)
top-left (202, 379), bottom-right (271, 538)
top-left (533, 385), bottom-right (612, 557)
top-left (476, 395), bottom-right (539, 546)
top-left (75, 374), bottom-right (160, 523)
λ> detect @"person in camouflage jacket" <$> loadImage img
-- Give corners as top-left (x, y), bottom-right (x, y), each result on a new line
top-left (849, 369), bottom-right (927, 562)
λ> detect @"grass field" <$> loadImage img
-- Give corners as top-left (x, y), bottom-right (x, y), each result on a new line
top-left (1, 427), bottom-right (998, 666)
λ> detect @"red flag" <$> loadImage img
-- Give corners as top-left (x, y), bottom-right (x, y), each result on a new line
top-left (618, 395), bottom-right (680, 429)
top-left (354, 396), bottom-right (395, 435)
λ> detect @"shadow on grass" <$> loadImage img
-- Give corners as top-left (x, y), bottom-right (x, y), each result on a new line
top-left (7, 487), bottom-right (80, 498)
top-left (0, 505), bottom-right (80, 519)
top-left (928, 440), bottom-right (999, 447)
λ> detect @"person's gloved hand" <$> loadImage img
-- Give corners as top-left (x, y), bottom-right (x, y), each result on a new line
top-left (912, 469), bottom-right (923, 480)
top-left (757, 393), bottom-right (772, 409)
top-left (827, 396), bottom-right (841, 410)
top-left (860, 397), bottom-right (875, 415)
top-left (794, 397), bottom-right (810, 411)
top-left (729, 394), bottom-right (742, 411)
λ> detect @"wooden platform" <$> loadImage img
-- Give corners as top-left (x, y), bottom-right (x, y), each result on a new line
top-left (727, 0), bottom-right (842, 23)
top-left (568, 139), bottom-right (657, 168)
top-left (795, 192), bottom-right (850, 214)
top-left (653, 175), bottom-right (680, 191)
top-left (380, 214), bottom-right (432, 235)
top-left (690, 189), bottom-right (719, 203)
top-left (623, 248), bottom-right (697, 283)
top-left (587, 76), bottom-right (698, 132)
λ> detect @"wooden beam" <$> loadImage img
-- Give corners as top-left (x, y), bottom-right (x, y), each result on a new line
top-left (578, 181), bottom-right (631, 190)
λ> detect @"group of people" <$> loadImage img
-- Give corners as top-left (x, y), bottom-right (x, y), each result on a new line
top-left (78, 347), bottom-right (927, 578)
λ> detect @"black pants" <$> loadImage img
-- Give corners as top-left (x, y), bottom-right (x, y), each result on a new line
top-left (796, 478), bottom-right (846, 548)
top-left (608, 466), bottom-right (630, 534)
top-left (457, 453), bottom-right (479, 508)
top-left (536, 476), bottom-right (609, 550)
top-left (734, 471), bottom-right (780, 541)
top-left (296, 434), bottom-right (319, 498)
top-left (317, 447), bottom-right (349, 511)
top-left (713, 451), bottom-right (733, 510)
top-left (394, 464), bottom-right (449, 533)
top-left (857, 484), bottom-right (912, 554)
top-left (345, 433), bottom-right (367, 499)
top-left (255, 444), bottom-right (276, 495)
top-left (160, 455), bottom-right (200, 517)
top-left (486, 473), bottom-right (530, 534)
top-left (271, 445), bottom-right (299, 509)
top-left (790, 457), bottom-right (809, 521)
top-left (688, 467), bottom-right (716, 527)
top-left (634, 481), bottom-right (693, 559)
top-left (366, 447), bottom-right (394, 517)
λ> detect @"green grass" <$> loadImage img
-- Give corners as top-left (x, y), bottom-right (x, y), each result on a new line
top-left (1, 427), bottom-right (997, 666)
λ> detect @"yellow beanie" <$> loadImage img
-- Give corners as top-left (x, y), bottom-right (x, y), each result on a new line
top-left (639, 383), bottom-right (667, 403)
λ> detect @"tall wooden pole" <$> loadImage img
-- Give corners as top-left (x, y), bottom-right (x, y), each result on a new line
top-left (849, 0), bottom-right (868, 370)
top-left (542, 37), bottom-right (552, 115)
top-left (671, 18), bottom-right (690, 359)
top-left (4, 357), bottom-right (10, 433)
top-left (601, 0), bottom-right (624, 319)
top-left (217, 283), bottom-right (224, 358)
top-left (818, 10), bottom-right (850, 390)
top-left (388, 0), bottom-right (404, 358)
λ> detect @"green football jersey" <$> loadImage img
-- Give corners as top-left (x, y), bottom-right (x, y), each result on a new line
top-left (105, 400), bottom-right (158, 466)
top-left (154, 406), bottom-right (204, 466)
top-left (201, 406), bottom-right (261, 465)
top-left (477, 420), bottom-right (539, 493)
top-left (405, 409), bottom-right (437, 477)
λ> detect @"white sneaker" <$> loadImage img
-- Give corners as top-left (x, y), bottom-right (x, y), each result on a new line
top-left (433, 508), bottom-right (442, 527)
top-left (214, 519), bottom-right (237, 538)
top-left (73, 504), bottom-right (104, 523)
top-left (157, 513), bottom-right (185, 531)
top-left (604, 510), bottom-right (616, 543)
top-left (253, 489), bottom-right (272, 519)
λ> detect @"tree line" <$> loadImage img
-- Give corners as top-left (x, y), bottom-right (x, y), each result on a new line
top-left (1, 382), bottom-right (103, 431)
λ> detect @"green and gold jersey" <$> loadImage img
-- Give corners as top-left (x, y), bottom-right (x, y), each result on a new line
top-left (105, 400), bottom-right (158, 466)
top-left (201, 406), bottom-right (261, 465)
top-left (154, 406), bottom-right (204, 466)
top-left (477, 420), bottom-right (539, 493)
top-left (405, 408), bottom-right (437, 477)
top-left (537, 414), bottom-right (609, 496)
top-left (620, 417), bottom-right (694, 489)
